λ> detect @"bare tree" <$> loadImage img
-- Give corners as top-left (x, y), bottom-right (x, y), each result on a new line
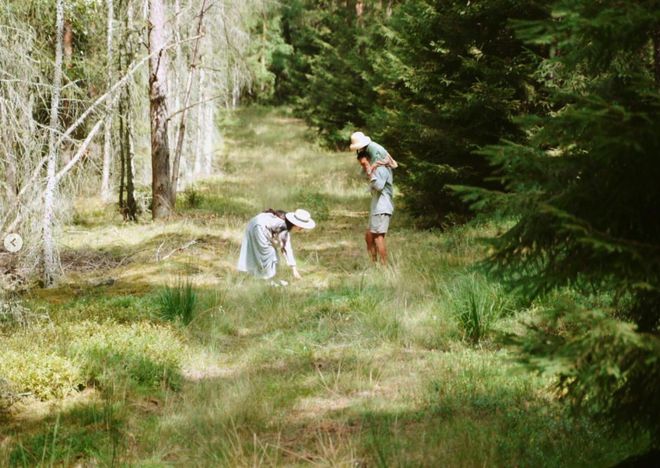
top-left (170, 0), bottom-right (209, 203)
top-left (42, 0), bottom-right (65, 286)
top-left (118, 0), bottom-right (138, 221)
top-left (101, 0), bottom-right (115, 202)
top-left (148, 0), bottom-right (172, 219)
top-left (147, 0), bottom-right (174, 217)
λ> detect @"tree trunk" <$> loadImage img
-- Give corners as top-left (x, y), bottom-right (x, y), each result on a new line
top-left (203, 97), bottom-right (214, 174)
top-left (118, 91), bottom-right (126, 209)
top-left (654, 27), bottom-right (660, 87)
top-left (231, 66), bottom-right (240, 109)
top-left (193, 67), bottom-right (205, 178)
top-left (171, 0), bottom-right (209, 203)
top-left (42, 0), bottom-right (65, 287)
top-left (63, 19), bottom-right (73, 68)
top-left (101, 0), bottom-right (114, 202)
top-left (124, 0), bottom-right (138, 221)
top-left (148, 0), bottom-right (172, 219)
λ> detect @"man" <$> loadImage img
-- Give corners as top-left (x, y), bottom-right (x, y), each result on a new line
top-left (353, 135), bottom-right (394, 265)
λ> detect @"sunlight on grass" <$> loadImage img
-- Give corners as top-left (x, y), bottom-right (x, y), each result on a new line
top-left (0, 107), bottom-right (639, 466)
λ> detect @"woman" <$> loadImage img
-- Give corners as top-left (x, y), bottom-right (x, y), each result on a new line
top-left (237, 208), bottom-right (316, 280)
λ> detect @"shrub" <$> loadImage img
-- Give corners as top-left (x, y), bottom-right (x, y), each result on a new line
top-left (68, 321), bottom-right (185, 391)
top-left (183, 185), bottom-right (203, 209)
top-left (0, 349), bottom-right (82, 400)
top-left (158, 279), bottom-right (198, 325)
top-left (0, 297), bottom-right (50, 331)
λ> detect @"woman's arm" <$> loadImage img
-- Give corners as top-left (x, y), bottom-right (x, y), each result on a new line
top-left (279, 231), bottom-right (301, 278)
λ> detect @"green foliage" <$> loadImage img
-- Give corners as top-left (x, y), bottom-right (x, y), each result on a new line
top-left (513, 295), bottom-right (660, 436)
top-left (462, 0), bottom-right (660, 441)
top-left (291, 189), bottom-right (330, 222)
top-left (158, 279), bottom-right (198, 325)
top-left (182, 185), bottom-right (203, 209)
top-left (440, 272), bottom-right (514, 343)
top-left (369, 0), bottom-right (548, 226)
top-left (273, 1), bottom-right (381, 147)
top-left (272, 0), bottom-right (549, 224)
top-left (0, 350), bottom-right (81, 400)
top-left (9, 404), bottom-right (124, 466)
top-left (69, 321), bottom-right (185, 391)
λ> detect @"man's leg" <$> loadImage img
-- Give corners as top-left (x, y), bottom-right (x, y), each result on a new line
top-left (365, 230), bottom-right (377, 262)
top-left (373, 234), bottom-right (387, 265)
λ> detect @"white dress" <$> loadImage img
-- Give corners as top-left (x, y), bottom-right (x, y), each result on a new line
top-left (237, 212), bottom-right (296, 279)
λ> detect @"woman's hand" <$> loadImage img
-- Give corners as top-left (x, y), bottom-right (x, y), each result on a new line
top-left (292, 266), bottom-right (302, 279)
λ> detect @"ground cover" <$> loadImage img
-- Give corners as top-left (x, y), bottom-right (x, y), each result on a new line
top-left (0, 107), bottom-right (640, 467)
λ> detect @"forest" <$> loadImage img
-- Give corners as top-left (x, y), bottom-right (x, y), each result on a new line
top-left (0, 0), bottom-right (658, 465)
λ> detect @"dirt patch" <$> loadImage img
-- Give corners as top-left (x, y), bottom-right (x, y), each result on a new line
top-left (182, 364), bottom-right (239, 381)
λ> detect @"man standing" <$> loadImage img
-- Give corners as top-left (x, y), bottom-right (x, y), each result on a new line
top-left (355, 145), bottom-right (394, 265)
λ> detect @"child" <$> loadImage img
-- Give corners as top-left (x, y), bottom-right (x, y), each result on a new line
top-left (349, 131), bottom-right (398, 176)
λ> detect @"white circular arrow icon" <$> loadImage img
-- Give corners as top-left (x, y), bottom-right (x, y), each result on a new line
top-left (3, 233), bottom-right (23, 253)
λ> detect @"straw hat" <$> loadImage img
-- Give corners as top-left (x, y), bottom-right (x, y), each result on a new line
top-left (349, 131), bottom-right (371, 151)
top-left (286, 209), bottom-right (316, 229)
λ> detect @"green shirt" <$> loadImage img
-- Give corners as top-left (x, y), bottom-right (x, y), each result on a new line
top-left (364, 142), bottom-right (390, 165)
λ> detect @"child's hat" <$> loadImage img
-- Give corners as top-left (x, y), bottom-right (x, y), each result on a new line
top-left (350, 131), bottom-right (371, 151)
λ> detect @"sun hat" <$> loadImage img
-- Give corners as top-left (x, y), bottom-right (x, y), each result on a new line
top-left (285, 209), bottom-right (316, 229)
top-left (349, 131), bottom-right (372, 151)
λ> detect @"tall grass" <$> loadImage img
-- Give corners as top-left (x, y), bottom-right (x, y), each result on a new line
top-left (0, 107), bottom-right (644, 467)
top-left (158, 279), bottom-right (198, 325)
top-left (440, 272), bottom-right (515, 343)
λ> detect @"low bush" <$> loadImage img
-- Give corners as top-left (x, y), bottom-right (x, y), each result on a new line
top-left (68, 320), bottom-right (186, 391)
top-left (0, 297), bottom-right (50, 331)
top-left (0, 349), bottom-right (82, 399)
top-left (183, 185), bottom-right (204, 209)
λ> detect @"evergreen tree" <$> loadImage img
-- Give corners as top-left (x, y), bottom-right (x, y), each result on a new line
top-left (468, 0), bottom-right (660, 441)
top-left (368, 0), bottom-right (549, 226)
top-left (273, 0), bottom-right (384, 147)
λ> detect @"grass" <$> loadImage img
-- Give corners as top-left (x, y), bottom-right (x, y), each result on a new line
top-left (0, 106), bottom-right (644, 466)
top-left (158, 279), bottom-right (198, 325)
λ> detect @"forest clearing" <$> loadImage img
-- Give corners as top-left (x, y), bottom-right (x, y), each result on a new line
top-left (1, 0), bottom-right (658, 466)
top-left (0, 108), bottom-right (644, 466)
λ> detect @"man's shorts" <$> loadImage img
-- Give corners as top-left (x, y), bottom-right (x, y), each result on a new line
top-left (369, 213), bottom-right (391, 234)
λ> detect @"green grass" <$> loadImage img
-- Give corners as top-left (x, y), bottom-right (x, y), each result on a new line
top-left (0, 106), bottom-right (644, 466)
top-left (158, 279), bottom-right (198, 325)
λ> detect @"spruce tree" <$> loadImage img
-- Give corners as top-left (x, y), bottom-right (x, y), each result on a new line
top-left (368, 0), bottom-right (549, 226)
top-left (468, 0), bottom-right (660, 441)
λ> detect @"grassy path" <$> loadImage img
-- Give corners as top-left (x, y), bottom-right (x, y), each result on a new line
top-left (0, 108), bottom-right (636, 466)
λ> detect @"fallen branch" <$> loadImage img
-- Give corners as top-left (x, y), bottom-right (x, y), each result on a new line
top-left (159, 239), bottom-right (197, 261)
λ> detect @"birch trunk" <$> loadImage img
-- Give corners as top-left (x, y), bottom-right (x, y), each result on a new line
top-left (203, 99), bottom-right (214, 174)
top-left (193, 67), bottom-right (205, 178)
top-left (171, 0), bottom-right (208, 202)
top-left (42, 0), bottom-right (65, 287)
top-left (101, 0), bottom-right (114, 202)
top-left (148, 0), bottom-right (172, 219)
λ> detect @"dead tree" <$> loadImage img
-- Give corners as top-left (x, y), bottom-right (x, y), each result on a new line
top-left (42, 0), bottom-right (65, 287)
top-left (148, 0), bottom-right (172, 219)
